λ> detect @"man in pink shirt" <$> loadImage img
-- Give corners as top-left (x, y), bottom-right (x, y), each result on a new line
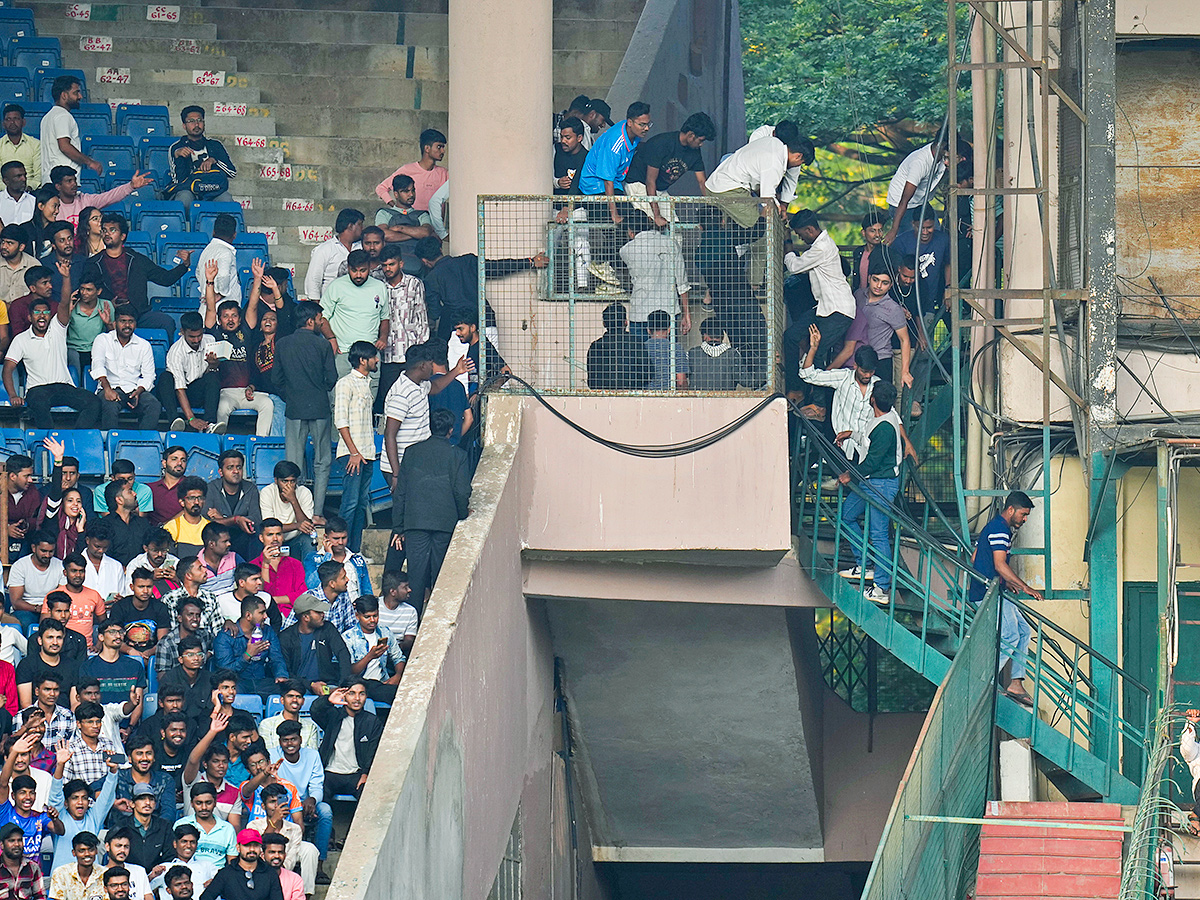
top-left (51, 165), bottom-right (153, 228)
top-left (373, 128), bottom-right (447, 211)
top-left (253, 519), bottom-right (306, 620)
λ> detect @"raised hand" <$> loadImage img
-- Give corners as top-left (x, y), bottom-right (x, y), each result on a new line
top-left (43, 435), bottom-right (65, 463)
top-left (55, 739), bottom-right (72, 765)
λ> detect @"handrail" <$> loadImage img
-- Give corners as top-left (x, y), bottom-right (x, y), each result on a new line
top-left (792, 409), bottom-right (1151, 792)
top-left (1117, 707), bottom-right (1181, 900)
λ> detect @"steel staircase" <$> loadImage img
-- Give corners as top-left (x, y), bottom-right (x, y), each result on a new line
top-left (790, 412), bottom-right (1149, 804)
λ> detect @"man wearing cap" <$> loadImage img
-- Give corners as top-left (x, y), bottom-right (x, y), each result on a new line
top-left (260, 834), bottom-right (303, 900)
top-left (277, 594), bottom-right (351, 698)
top-left (0, 822), bottom-right (43, 900)
top-left (198, 829), bottom-right (282, 900)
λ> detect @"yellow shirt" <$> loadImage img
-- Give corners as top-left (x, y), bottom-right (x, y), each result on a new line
top-left (166, 514), bottom-right (210, 548)
top-left (0, 133), bottom-right (41, 187)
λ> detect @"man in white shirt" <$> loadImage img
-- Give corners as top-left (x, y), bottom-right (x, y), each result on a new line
top-left (427, 180), bottom-right (449, 240)
top-left (705, 131), bottom-right (814, 227)
top-left (618, 211), bottom-right (691, 339)
top-left (194, 214), bottom-right (240, 314)
top-left (747, 119), bottom-right (806, 209)
top-left (163, 312), bottom-right (223, 434)
top-left (39, 75), bottom-right (103, 179)
top-left (784, 209), bottom-right (858, 370)
top-left (3, 266), bottom-right (101, 428)
top-left (90, 306), bottom-right (161, 429)
top-left (0, 161), bottom-right (33, 226)
top-left (303, 209), bottom-right (363, 301)
top-left (882, 137), bottom-right (969, 245)
top-left (7, 536), bottom-right (63, 630)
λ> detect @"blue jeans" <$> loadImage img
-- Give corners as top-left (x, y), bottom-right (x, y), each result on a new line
top-left (1000, 597), bottom-right (1033, 680)
top-left (264, 393), bottom-right (286, 437)
top-left (338, 458), bottom-right (374, 552)
top-left (313, 801), bottom-right (333, 859)
top-left (842, 476), bottom-right (899, 590)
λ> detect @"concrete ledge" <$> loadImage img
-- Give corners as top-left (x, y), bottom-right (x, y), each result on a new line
top-left (593, 845), bottom-right (826, 863)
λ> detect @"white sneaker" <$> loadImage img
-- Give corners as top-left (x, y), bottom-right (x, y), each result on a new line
top-left (169, 417), bottom-right (187, 432)
top-left (206, 422), bottom-right (227, 434)
top-left (864, 585), bottom-right (890, 604)
top-left (839, 565), bottom-right (874, 581)
top-left (586, 260), bottom-right (620, 286)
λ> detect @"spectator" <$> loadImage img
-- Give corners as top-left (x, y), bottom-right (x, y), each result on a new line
top-left (158, 861), bottom-right (200, 900)
top-left (427, 343), bottom-right (471, 450)
top-left (8, 534), bottom-right (63, 630)
top-left (799, 327), bottom-right (880, 466)
top-left (4, 455), bottom-right (40, 561)
top-left (624, 112), bottom-right (715, 225)
top-left (0, 735), bottom-right (65, 851)
top-left (620, 211), bottom-right (691, 340)
top-left (746, 119), bottom-right (806, 205)
top-left (100, 865), bottom-right (133, 900)
top-left (51, 166), bottom-right (153, 232)
top-left (334, 227), bottom-right (385, 285)
top-left (15, 618), bottom-right (73, 710)
top-left (166, 480), bottom-right (211, 558)
top-left (205, 451), bottom-right (261, 562)
top-left (373, 128), bottom-right (448, 211)
top-left (395, 408), bottom-right (471, 615)
top-left (259, 829), bottom-right (307, 899)
top-left (198, 524), bottom-right (241, 599)
top-left (79, 620), bottom-right (145, 705)
top-left (784, 209), bottom-right (858, 369)
top-left (688, 319), bottom-right (750, 392)
top-left (299, 561), bottom-right (351, 636)
top-left (163, 553), bottom-right (223, 638)
top-left (0, 107), bottom-right (38, 190)
top-left (302, 209), bottom-right (363, 302)
top-left (247, 305), bottom-right (286, 439)
top-left (64, 273), bottom-right (110, 388)
top-left (578, 102), bottom-right (653, 227)
top-left (42, 593), bottom-right (88, 666)
top-left (380, 344), bottom-right (438, 491)
top-left (451, 308), bottom-right (506, 393)
top-left (0, 820), bottom-right (46, 900)
top-left (135, 687), bottom-right (185, 745)
top-left (179, 715), bottom-right (238, 818)
top-left (39, 75), bottom-right (102, 180)
top-left (427, 179), bottom-right (449, 240)
top-left (13, 673), bottom-right (75, 747)
top-left (195, 215), bottom-right (240, 314)
top-left (80, 522), bottom-right (127, 601)
top-left (586, 302), bottom-right (649, 390)
top-left (213, 596), bottom-right (287, 696)
top-left (107, 781), bottom-right (173, 872)
top-left (0, 162), bottom-right (32, 230)
top-left (39, 481), bottom-right (87, 560)
top-left (151, 713), bottom-right (192, 799)
top-left (253, 521), bottom-right (305, 623)
top-left (0, 224), bottom-right (36, 310)
top-left (7, 265), bottom-right (54, 337)
top-left (58, 554), bottom-right (106, 652)
top-left (158, 637), bottom-right (215, 731)
top-left (124, 528), bottom-right (179, 600)
top-left (841, 259), bottom-right (911, 388)
top-left (342, 595), bottom-right (404, 705)
top-left (216, 564), bottom-right (279, 632)
top-left (303, 516), bottom-right (373, 603)
top-left (49, 830), bottom-right (107, 899)
top-left (318, 250), bottom-right (387, 394)
top-left (203, 294), bottom-right (273, 438)
top-left (334, 342), bottom-right (379, 552)
top-left (167, 108), bottom-right (236, 206)
top-left (261, 730), bottom-right (323, 888)
top-left (89, 306), bottom-right (161, 429)
top-left (278, 595), bottom-right (351, 697)
top-left (645, 308), bottom-right (687, 390)
top-left (273, 303), bottom-right (337, 520)
top-left (114, 736), bottom-right (175, 826)
top-left (310, 682), bottom-right (382, 802)
top-left (155, 596), bottom-right (209, 683)
top-left (51, 770), bottom-right (117, 871)
top-left (883, 137), bottom-right (969, 245)
top-left (40, 222), bottom-right (85, 297)
top-left (75, 206), bottom-right (103, 257)
top-left (553, 117), bottom-right (588, 195)
top-left (257, 463), bottom-right (315, 563)
top-left (245, 260), bottom-right (295, 338)
top-left (94, 459), bottom-right (154, 516)
top-left (377, 572), bottom-right (419, 656)
top-left (196, 829), bottom-right (280, 900)
top-left (84, 213), bottom-right (189, 335)
top-left (850, 209), bottom-right (887, 293)
top-left (149, 449), bottom-right (189, 529)
top-left (100, 481), bottom-right (151, 567)
top-left (25, 187), bottom-right (56, 259)
top-left (39, 437), bottom-right (91, 525)
top-left (157, 826), bottom-right (218, 897)
top-left (553, 95), bottom-right (598, 149)
top-left (103, 827), bottom-right (157, 900)
top-left (705, 130), bottom-right (814, 227)
top-left (109, 568), bottom-right (171, 659)
top-left (377, 245), bottom-right (429, 409)
top-left (889, 210), bottom-right (952, 323)
top-left (259, 682), bottom-right (318, 753)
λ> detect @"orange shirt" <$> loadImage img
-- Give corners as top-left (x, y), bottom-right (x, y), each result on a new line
top-left (58, 584), bottom-right (107, 649)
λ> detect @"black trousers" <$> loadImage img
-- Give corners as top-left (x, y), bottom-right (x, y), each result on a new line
top-left (25, 383), bottom-right (100, 429)
top-left (375, 362), bottom-right (404, 416)
top-left (158, 370), bottom-right (221, 424)
top-left (324, 770), bottom-right (363, 799)
top-left (364, 679), bottom-right (397, 707)
top-left (404, 528), bottom-right (453, 617)
top-left (99, 388), bottom-right (161, 429)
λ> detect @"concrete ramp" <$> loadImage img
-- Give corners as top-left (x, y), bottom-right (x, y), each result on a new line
top-left (544, 597), bottom-right (826, 862)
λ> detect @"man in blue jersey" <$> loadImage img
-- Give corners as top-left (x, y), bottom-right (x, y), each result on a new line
top-left (969, 490), bottom-right (1042, 707)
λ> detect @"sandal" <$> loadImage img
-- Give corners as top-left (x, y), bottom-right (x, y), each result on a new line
top-left (1004, 688), bottom-right (1035, 708)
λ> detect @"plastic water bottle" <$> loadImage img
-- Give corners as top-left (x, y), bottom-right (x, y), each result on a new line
top-left (251, 624), bottom-right (263, 645)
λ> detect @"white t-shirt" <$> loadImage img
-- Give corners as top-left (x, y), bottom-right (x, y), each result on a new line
top-left (39, 106), bottom-right (80, 178)
top-left (217, 589), bottom-right (274, 624)
top-left (123, 862), bottom-right (154, 900)
top-left (8, 555), bottom-right (64, 607)
top-left (83, 554), bottom-right (127, 599)
top-left (329, 717), bottom-right (358, 775)
top-left (6, 316), bottom-right (72, 389)
top-left (885, 143), bottom-right (946, 209)
top-left (376, 600), bottom-right (418, 638)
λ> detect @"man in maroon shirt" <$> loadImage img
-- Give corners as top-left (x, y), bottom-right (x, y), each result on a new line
top-left (149, 446), bottom-right (188, 527)
top-left (4, 455), bottom-right (41, 561)
top-left (7, 266), bottom-right (55, 337)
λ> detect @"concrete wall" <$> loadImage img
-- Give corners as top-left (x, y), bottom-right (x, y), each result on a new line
top-left (1118, 0), bottom-right (1200, 35)
top-left (517, 396), bottom-right (792, 556)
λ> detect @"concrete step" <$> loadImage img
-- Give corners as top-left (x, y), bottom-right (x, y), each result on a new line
top-left (32, 2), bottom-right (214, 24)
top-left (254, 105), bottom-right (444, 139)
top-left (202, 0), bottom-right (442, 11)
top-left (249, 73), bottom-right (441, 110)
top-left (274, 135), bottom-right (424, 171)
top-left (241, 203), bottom-right (386, 228)
top-left (52, 35), bottom-right (234, 60)
top-left (63, 51), bottom-right (241, 74)
top-left (89, 84), bottom-right (262, 105)
top-left (33, 19), bottom-right (220, 40)
top-left (204, 7), bottom-right (401, 45)
top-left (209, 40), bottom-right (412, 77)
top-left (196, 115), bottom-right (279, 137)
top-left (554, 83), bottom-right (619, 111)
top-left (399, 13), bottom-right (636, 49)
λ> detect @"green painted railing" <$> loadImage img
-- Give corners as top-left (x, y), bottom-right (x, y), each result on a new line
top-left (791, 411), bottom-right (1150, 803)
top-left (860, 580), bottom-right (1000, 900)
top-left (1117, 707), bottom-right (1182, 900)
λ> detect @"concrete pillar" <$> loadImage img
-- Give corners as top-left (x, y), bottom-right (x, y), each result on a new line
top-left (447, 0), bottom-right (553, 257)
top-left (998, 739), bottom-right (1035, 801)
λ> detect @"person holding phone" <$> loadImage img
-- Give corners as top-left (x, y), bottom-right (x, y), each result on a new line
top-left (339, 595), bottom-right (404, 706)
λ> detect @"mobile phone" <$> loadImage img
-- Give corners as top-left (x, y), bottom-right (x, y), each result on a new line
top-left (376, 634), bottom-right (387, 646)
top-left (106, 752), bottom-right (127, 766)
top-left (279, 546), bottom-right (290, 556)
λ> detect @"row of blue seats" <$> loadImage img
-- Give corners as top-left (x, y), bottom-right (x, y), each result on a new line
top-left (0, 426), bottom-right (393, 503)
top-left (120, 200), bottom-right (247, 237)
top-left (15, 106), bottom-right (173, 148)
top-left (0, 66), bottom-right (92, 105)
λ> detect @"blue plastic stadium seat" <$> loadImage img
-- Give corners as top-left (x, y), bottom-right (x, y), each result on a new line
top-left (233, 234), bottom-right (270, 273)
top-left (0, 66), bottom-right (30, 102)
top-left (246, 436), bottom-right (286, 486)
top-left (233, 694), bottom-right (264, 721)
top-left (35, 68), bottom-right (86, 103)
top-left (9, 37), bottom-right (61, 72)
top-left (78, 168), bottom-right (101, 193)
top-left (139, 135), bottom-right (176, 186)
top-left (189, 202), bottom-right (245, 237)
top-left (27, 429), bottom-right (104, 477)
top-left (167, 432), bottom-right (222, 481)
top-left (107, 429), bottom-right (165, 476)
top-left (115, 104), bottom-right (170, 140)
top-left (133, 201), bottom-right (187, 237)
top-left (124, 231), bottom-right (154, 258)
top-left (82, 136), bottom-right (137, 173)
top-left (264, 695), bottom-right (283, 718)
top-left (74, 102), bottom-right (111, 138)
top-left (0, 11), bottom-right (35, 49)
top-left (0, 428), bottom-right (25, 464)
top-left (134, 328), bottom-right (169, 371)
top-left (16, 100), bottom-right (50, 137)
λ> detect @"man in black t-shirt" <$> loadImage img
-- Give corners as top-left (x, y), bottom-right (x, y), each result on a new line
top-left (624, 112), bottom-right (716, 225)
top-left (206, 300), bottom-right (273, 437)
top-left (14, 616), bottom-right (77, 708)
top-left (109, 567), bottom-right (172, 660)
top-left (553, 117), bottom-right (588, 195)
